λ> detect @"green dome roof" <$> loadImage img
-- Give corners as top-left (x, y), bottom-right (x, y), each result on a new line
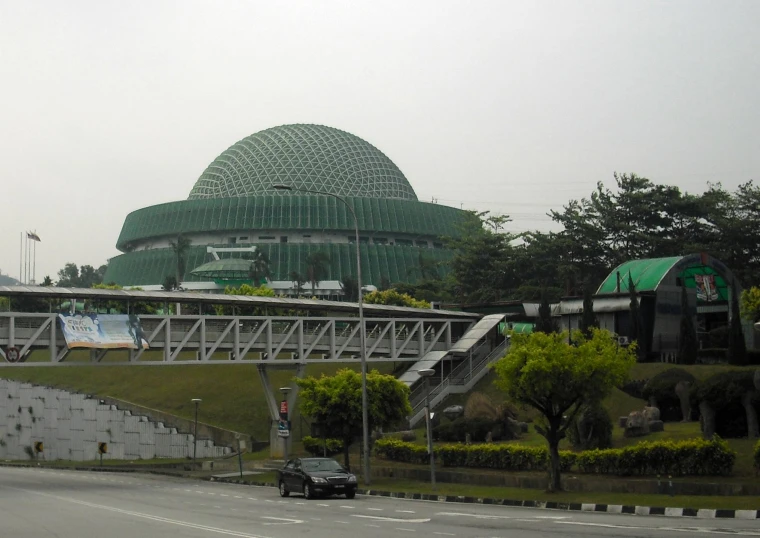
top-left (188, 124), bottom-right (417, 201)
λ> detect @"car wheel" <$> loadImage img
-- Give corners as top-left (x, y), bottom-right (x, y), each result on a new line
top-left (345, 490), bottom-right (356, 499)
top-left (303, 482), bottom-right (313, 499)
top-left (279, 481), bottom-right (289, 497)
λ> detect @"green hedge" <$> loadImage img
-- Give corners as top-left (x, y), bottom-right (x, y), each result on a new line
top-left (302, 436), bottom-right (344, 457)
top-left (374, 437), bottom-right (735, 477)
top-left (754, 440), bottom-right (760, 473)
top-left (374, 438), bottom-right (575, 472)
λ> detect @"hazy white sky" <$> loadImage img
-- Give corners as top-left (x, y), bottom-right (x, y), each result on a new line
top-left (1, 1), bottom-right (758, 282)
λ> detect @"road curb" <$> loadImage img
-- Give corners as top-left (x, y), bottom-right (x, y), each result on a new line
top-left (5, 463), bottom-right (756, 520)
top-left (210, 477), bottom-right (760, 520)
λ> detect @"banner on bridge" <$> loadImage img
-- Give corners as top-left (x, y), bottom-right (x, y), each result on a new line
top-left (58, 314), bottom-right (149, 350)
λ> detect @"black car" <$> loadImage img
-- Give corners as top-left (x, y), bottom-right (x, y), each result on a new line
top-left (277, 457), bottom-right (358, 499)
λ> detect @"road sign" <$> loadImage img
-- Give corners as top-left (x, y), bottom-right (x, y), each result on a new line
top-left (5, 347), bottom-right (20, 363)
top-left (279, 400), bottom-right (288, 416)
top-left (277, 419), bottom-right (290, 438)
top-left (98, 442), bottom-right (108, 454)
top-left (34, 441), bottom-right (43, 453)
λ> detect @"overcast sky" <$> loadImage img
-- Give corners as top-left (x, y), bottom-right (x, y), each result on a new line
top-left (1, 1), bottom-right (758, 283)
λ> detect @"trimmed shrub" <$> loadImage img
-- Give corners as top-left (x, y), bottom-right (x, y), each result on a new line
top-left (567, 404), bottom-right (613, 450)
top-left (302, 436), bottom-right (343, 457)
top-left (434, 417), bottom-right (503, 443)
top-left (692, 370), bottom-right (759, 438)
top-left (697, 349), bottom-right (728, 364)
top-left (642, 368), bottom-right (696, 422)
top-left (754, 440), bottom-right (760, 474)
top-left (374, 437), bottom-right (735, 477)
top-left (374, 438), bottom-right (429, 464)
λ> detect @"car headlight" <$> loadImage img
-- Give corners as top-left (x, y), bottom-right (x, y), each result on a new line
top-left (311, 477), bottom-right (328, 483)
top-left (347, 475), bottom-right (357, 483)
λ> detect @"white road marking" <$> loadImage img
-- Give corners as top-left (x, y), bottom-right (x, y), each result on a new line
top-left (340, 505), bottom-right (355, 509)
top-left (366, 524), bottom-right (380, 528)
top-left (367, 508), bottom-right (383, 511)
top-left (335, 520), bottom-right (350, 524)
top-left (436, 512), bottom-right (512, 520)
top-left (352, 515), bottom-right (431, 523)
top-left (433, 533), bottom-right (455, 536)
top-left (311, 518), bottom-right (322, 521)
top-left (248, 498), bottom-right (257, 500)
top-left (220, 494), bottom-right (229, 497)
top-left (260, 516), bottom-right (303, 526)
top-left (234, 496), bottom-right (242, 499)
top-left (396, 510), bottom-right (415, 513)
top-left (556, 521), bottom-right (760, 536)
top-left (318, 503), bottom-right (330, 507)
top-left (395, 528), bottom-right (415, 532)
top-left (2, 485), bottom-right (272, 538)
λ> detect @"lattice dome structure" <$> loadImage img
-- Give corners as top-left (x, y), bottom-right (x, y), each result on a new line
top-left (105, 124), bottom-right (470, 293)
top-left (188, 124), bottom-right (417, 201)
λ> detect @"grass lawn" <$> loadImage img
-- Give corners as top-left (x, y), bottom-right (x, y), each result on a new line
top-left (0, 354), bottom-right (394, 441)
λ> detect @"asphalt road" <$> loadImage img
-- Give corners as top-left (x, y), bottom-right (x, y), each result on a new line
top-left (0, 466), bottom-right (757, 538)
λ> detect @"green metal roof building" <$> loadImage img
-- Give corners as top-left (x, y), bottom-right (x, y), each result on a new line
top-left (104, 124), bottom-right (470, 294)
top-left (557, 253), bottom-right (746, 357)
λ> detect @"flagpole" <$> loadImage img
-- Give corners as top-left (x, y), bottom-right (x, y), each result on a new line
top-left (32, 237), bottom-right (36, 285)
top-left (19, 232), bottom-right (23, 283)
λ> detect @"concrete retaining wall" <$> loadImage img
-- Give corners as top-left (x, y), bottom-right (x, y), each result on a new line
top-left (0, 379), bottom-right (232, 461)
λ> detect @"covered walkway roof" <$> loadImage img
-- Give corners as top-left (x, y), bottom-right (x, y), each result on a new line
top-left (0, 285), bottom-right (480, 319)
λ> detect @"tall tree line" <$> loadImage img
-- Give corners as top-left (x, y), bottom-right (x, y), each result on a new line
top-left (442, 175), bottom-right (760, 304)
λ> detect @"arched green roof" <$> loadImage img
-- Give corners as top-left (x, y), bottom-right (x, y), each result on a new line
top-left (188, 124), bottom-right (417, 201)
top-left (597, 254), bottom-right (736, 302)
top-left (597, 257), bottom-right (682, 293)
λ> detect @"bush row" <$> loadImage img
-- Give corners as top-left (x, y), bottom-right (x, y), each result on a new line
top-left (302, 436), bottom-right (344, 457)
top-left (374, 437), bottom-right (736, 477)
top-left (754, 440), bottom-right (760, 473)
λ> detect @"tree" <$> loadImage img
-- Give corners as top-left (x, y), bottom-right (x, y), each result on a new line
top-left (169, 235), bottom-right (191, 286)
top-left (579, 279), bottom-right (599, 338)
top-left (678, 285), bottom-right (698, 365)
top-left (628, 275), bottom-right (647, 361)
top-left (339, 275), bottom-right (359, 302)
top-left (290, 271), bottom-right (305, 295)
top-left (215, 284), bottom-right (276, 315)
top-left (304, 252), bottom-right (331, 291)
top-left (296, 369), bottom-right (412, 470)
top-left (363, 289), bottom-right (430, 309)
top-left (492, 329), bottom-right (635, 492)
top-left (162, 276), bottom-right (178, 291)
top-left (728, 285), bottom-right (747, 366)
top-left (740, 286), bottom-right (760, 322)
top-left (444, 211), bottom-right (519, 303)
top-left (246, 249), bottom-right (271, 286)
top-left (56, 263), bottom-right (107, 288)
top-left (534, 290), bottom-right (557, 334)
top-left (40, 276), bottom-right (53, 287)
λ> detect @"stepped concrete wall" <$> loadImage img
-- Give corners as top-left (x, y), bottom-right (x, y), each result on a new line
top-left (0, 379), bottom-right (231, 461)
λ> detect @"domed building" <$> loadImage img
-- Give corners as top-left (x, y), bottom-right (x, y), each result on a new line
top-left (104, 124), bottom-right (469, 296)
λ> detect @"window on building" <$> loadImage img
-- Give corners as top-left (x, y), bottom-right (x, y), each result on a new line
top-left (280, 236), bottom-right (288, 243)
top-left (374, 237), bottom-right (388, 245)
top-left (258, 236), bottom-right (275, 240)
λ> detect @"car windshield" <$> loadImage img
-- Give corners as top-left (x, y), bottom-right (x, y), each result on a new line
top-left (302, 459), bottom-right (345, 472)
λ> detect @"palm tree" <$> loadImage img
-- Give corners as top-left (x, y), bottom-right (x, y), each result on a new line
top-left (248, 249), bottom-right (271, 286)
top-left (305, 251), bottom-right (331, 291)
top-left (289, 271), bottom-right (305, 295)
top-left (169, 235), bottom-right (191, 287)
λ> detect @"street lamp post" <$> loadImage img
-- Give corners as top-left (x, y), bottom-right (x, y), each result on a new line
top-left (280, 386), bottom-right (292, 462)
top-left (272, 183), bottom-right (370, 485)
top-left (418, 368), bottom-right (436, 487)
top-left (191, 398), bottom-right (202, 461)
